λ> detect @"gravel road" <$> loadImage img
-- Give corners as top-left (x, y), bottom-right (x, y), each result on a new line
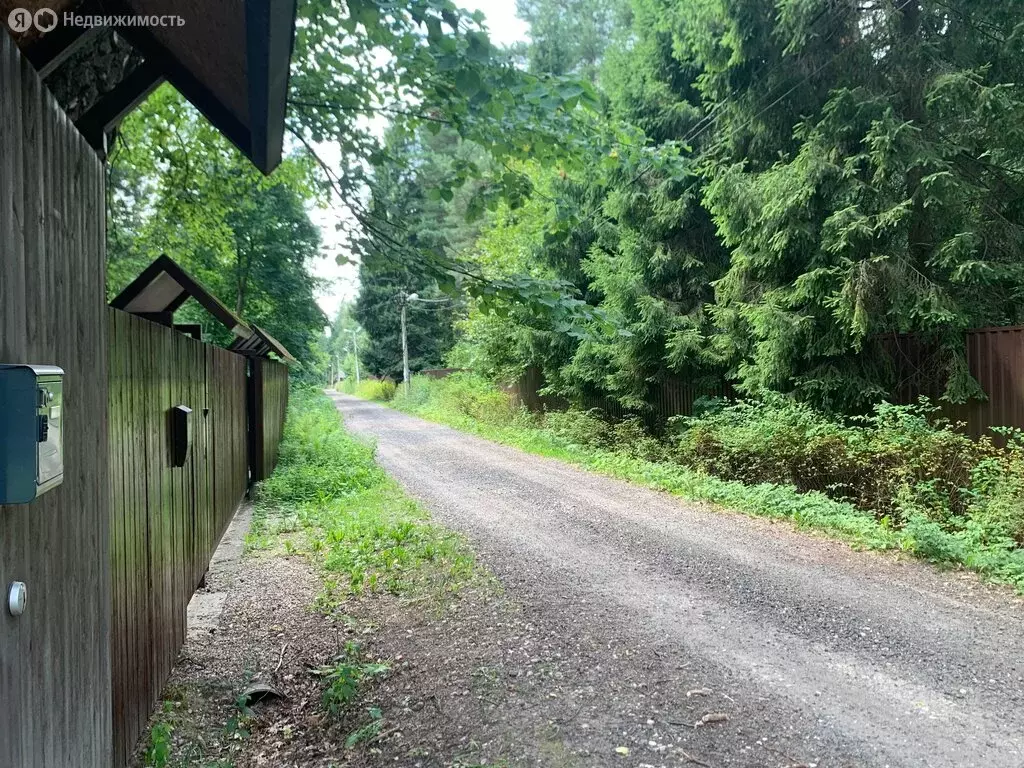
top-left (331, 394), bottom-right (1024, 768)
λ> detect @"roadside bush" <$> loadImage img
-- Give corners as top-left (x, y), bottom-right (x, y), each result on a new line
top-left (540, 410), bottom-right (665, 461)
top-left (258, 389), bottom-right (386, 505)
top-left (962, 430), bottom-right (1024, 546)
top-left (394, 375), bottom-right (435, 409)
top-left (354, 379), bottom-right (396, 402)
top-left (610, 417), bottom-right (668, 462)
top-left (392, 373), bottom-right (532, 428)
top-left (542, 408), bottom-right (612, 449)
top-left (670, 396), bottom-right (1001, 527)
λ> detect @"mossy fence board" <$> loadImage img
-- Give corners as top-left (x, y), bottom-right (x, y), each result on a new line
top-left (108, 308), bottom-right (251, 766)
top-left (0, 30), bottom-right (111, 768)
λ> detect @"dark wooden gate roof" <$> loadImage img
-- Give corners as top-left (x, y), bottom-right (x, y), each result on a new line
top-left (2, 0), bottom-right (297, 172)
top-left (110, 254), bottom-right (252, 339)
top-left (111, 254), bottom-right (296, 363)
top-left (229, 325), bottom-right (297, 364)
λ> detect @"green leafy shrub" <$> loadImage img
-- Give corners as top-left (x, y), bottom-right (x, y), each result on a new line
top-left (670, 396), bottom-right (999, 526)
top-left (257, 390), bottom-right (387, 506)
top-left (313, 641), bottom-right (389, 717)
top-left (395, 375), bottom-right (436, 409)
top-left (542, 408), bottom-right (612, 449)
top-left (610, 416), bottom-right (670, 462)
top-left (963, 429), bottom-right (1024, 546)
top-left (391, 372), bottom-right (533, 429)
top-left (354, 379), bottom-right (397, 402)
top-left (143, 716), bottom-right (173, 768)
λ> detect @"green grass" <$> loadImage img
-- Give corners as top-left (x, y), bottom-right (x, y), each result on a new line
top-left (338, 378), bottom-right (396, 401)
top-left (249, 387), bottom-right (485, 729)
top-left (253, 388), bottom-right (480, 600)
top-left (137, 389), bottom-right (473, 764)
top-left (381, 374), bottom-right (1024, 592)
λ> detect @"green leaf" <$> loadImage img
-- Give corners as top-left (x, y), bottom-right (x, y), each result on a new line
top-left (454, 68), bottom-right (482, 97)
top-left (466, 30), bottom-right (492, 63)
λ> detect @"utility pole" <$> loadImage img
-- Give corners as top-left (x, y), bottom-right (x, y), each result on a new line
top-left (350, 329), bottom-right (361, 385)
top-left (399, 292), bottom-right (410, 395)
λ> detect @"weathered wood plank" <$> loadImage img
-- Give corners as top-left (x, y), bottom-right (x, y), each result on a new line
top-left (248, 358), bottom-right (289, 483)
top-left (2, 32), bottom-right (283, 768)
top-left (107, 311), bottom-right (254, 765)
top-left (0, 32), bottom-right (29, 768)
top-left (0, 31), bottom-right (112, 768)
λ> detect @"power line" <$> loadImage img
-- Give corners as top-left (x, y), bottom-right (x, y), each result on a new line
top-left (679, 0), bottom-right (840, 148)
top-left (683, 1), bottom-right (880, 151)
top-left (409, 303), bottom-right (459, 313)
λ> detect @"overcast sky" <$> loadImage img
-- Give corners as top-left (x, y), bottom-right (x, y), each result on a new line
top-left (310, 0), bottom-right (531, 324)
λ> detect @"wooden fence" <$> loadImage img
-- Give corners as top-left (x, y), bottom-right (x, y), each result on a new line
top-left (0, 33), bottom-right (112, 768)
top-left (2, 32), bottom-right (291, 767)
top-left (108, 309), bottom-right (250, 765)
top-left (512, 328), bottom-right (1024, 440)
top-left (885, 326), bottom-right (1024, 440)
top-left (505, 366), bottom-right (568, 412)
top-left (249, 357), bottom-right (289, 482)
top-left (419, 367), bottom-right (469, 379)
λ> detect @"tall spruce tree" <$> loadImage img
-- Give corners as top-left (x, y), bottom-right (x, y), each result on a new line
top-left (353, 126), bottom-right (468, 378)
top-left (468, 0), bottom-right (1024, 412)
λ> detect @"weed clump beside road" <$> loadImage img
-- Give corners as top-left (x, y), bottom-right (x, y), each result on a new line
top-left (344, 378), bottom-right (397, 402)
top-left (366, 373), bottom-right (1024, 591)
top-left (253, 387), bottom-right (477, 598)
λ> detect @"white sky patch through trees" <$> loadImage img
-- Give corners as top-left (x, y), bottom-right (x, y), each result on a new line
top-left (310, 0), bottom-right (530, 323)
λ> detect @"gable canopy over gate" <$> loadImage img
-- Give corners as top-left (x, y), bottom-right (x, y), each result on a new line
top-left (2, 0), bottom-right (297, 172)
top-left (110, 253), bottom-right (254, 338)
top-left (229, 324), bottom-right (298, 363)
top-left (109, 253), bottom-right (296, 364)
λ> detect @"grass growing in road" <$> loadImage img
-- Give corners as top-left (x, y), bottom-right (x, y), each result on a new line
top-left (133, 388), bottom-right (482, 768)
top-left (376, 374), bottom-right (1024, 592)
top-left (252, 387), bottom-right (479, 600)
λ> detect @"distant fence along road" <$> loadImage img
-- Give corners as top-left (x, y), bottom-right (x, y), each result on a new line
top-left (509, 327), bottom-right (1024, 440)
top-left (885, 326), bottom-right (1024, 440)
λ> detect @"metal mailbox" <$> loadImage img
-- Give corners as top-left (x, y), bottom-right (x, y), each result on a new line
top-left (0, 364), bottom-right (64, 504)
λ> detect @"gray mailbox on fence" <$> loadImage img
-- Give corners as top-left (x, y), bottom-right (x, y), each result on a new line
top-left (0, 365), bottom-right (65, 504)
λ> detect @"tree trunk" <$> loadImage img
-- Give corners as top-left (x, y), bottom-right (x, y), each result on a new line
top-left (900, 0), bottom-right (929, 265)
